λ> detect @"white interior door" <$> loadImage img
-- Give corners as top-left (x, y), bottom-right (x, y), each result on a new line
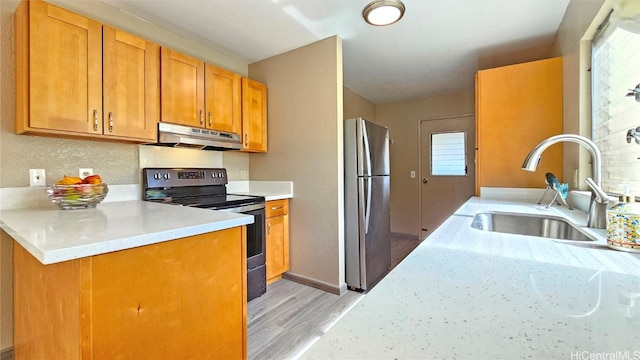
top-left (420, 116), bottom-right (475, 238)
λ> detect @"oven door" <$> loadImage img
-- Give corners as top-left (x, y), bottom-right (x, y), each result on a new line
top-left (213, 203), bottom-right (266, 301)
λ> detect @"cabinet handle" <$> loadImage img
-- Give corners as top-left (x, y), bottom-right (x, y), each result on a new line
top-left (108, 112), bottom-right (114, 132)
top-left (271, 206), bottom-right (283, 210)
top-left (245, 134), bottom-right (248, 146)
top-left (93, 109), bottom-right (98, 131)
top-left (208, 112), bottom-right (212, 126)
top-left (267, 221), bottom-right (271, 235)
top-left (199, 110), bottom-right (204, 125)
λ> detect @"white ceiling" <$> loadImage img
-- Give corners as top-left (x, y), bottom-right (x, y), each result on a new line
top-left (98, 0), bottom-right (571, 104)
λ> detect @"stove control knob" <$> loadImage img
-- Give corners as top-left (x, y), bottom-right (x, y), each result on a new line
top-left (163, 173), bottom-right (171, 180)
top-left (153, 173), bottom-right (161, 180)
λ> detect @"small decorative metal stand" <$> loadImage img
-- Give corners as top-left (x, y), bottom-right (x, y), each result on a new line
top-left (537, 180), bottom-right (572, 210)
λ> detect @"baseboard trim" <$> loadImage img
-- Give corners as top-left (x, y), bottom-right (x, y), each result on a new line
top-left (282, 272), bottom-right (347, 295)
top-left (391, 231), bottom-right (420, 240)
top-left (1, 346), bottom-right (13, 360)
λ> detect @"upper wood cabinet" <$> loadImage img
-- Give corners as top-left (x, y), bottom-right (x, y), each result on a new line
top-left (160, 48), bottom-right (205, 127)
top-left (241, 78), bottom-right (268, 152)
top-left (160, 48), bottom-right (242, 134)
top-left (15, 0), bottom-right (159, 142)
top-left (475, 57), bottom-right (563, 195)
top-left (207, 64), bottom-right (242, 134)
top-left (103, 26), bottom-right (159, 141)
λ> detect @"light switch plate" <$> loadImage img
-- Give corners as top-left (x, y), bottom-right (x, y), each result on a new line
top-left (410, 171), bottom-right (416, 178)
top-left (29, 169), bottom-right (46, 187)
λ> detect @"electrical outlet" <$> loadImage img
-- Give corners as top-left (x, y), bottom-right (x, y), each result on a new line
top-left (240, 170), bottom-right (248, 180)
top-left (29, 169), bottom-right (46, 187)
top-left (79, 168), bottom-right (93, 178)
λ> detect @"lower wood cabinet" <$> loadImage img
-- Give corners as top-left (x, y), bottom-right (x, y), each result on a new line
top-left (265, 199), bottom-right (289, 283)
top-left (13, 227), bottom-right (247, 360)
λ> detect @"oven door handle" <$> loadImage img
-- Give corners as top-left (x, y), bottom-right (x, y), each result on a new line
top-left (212, 203), bottom-right (265, 213)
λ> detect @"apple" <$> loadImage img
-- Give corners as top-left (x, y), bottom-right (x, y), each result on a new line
top-left (82, 175), bottom-right (102, 185)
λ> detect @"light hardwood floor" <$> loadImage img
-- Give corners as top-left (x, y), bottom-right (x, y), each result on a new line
top-left (247, 233), bottom-right (421, 360)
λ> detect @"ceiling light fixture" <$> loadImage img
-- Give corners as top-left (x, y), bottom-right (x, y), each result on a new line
top-left (362, 0), bottom-right (406, 26)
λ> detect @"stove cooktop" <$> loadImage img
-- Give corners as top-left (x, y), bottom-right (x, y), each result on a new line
top-left (169, 194), bottom-right (265, 209)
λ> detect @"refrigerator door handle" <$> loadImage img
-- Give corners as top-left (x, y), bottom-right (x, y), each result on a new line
top-left (362, 120), bottom-right (372, 176)
top-left (365, 177), bottom-right (372, 234)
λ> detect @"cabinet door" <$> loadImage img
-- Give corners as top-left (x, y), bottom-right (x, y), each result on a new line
top-left (25, 0), bottom-right (102, 135)
top-left (266, 215), bottom-right (286, 280)
top-left (241, 78), bottom-right (268, 152)
top-left (160, 48), bottom-right (205, 127)
top-left (103, 26), bottom-right (159, 141)
top-left (205, 64), bottom-right (241, 134)
top-left (90, 228), bottom-right (247, 359)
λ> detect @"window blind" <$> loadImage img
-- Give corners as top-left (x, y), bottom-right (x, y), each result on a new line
top-left (592, 19), bottom-right (640, 196)
top-left (431, 132), bottom-right (466, 176)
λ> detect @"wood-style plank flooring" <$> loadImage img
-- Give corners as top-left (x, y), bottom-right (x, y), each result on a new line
top-left (247, 234), bottom-right (421, 360)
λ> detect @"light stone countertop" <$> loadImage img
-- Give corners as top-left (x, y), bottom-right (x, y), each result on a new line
top-left (227, 180), bottom-right (293, 201)
top-left (301, 197), bottom-right (640, 360)
top-left (0, 200), bottom-right (253, 265)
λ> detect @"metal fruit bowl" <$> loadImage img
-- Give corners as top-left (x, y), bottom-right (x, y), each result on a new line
top-left (46, 183), bottom-right (109, 210)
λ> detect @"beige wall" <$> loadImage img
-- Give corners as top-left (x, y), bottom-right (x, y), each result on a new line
top-left (248, 37), bottom-right (345, 292)
top-left (551, 0), bottom-right (606, 189)
top-left (0, 0), bottom-right (250, 351)
top-left (344, 87), bottom-right (376, 121)
top-left (376, 90), bottom-right (476, 237)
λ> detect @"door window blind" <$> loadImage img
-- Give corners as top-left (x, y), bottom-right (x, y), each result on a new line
top-left (592, 18), bottom-right (640, 196)
top-left (431, 132), bottom-right (467, 176)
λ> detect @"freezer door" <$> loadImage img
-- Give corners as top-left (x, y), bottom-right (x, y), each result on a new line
top-left (357, 175), bottom-right (391, 290)
top-left (356, 118), bottom-right (390, 177)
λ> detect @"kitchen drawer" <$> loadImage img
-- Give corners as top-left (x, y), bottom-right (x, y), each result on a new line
top-left (266, 199), bottom-right (288, 218)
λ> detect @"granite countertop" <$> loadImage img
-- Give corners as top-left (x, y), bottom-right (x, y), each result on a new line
top-left (302, 197), bottom-right (640, 360)
top-left (0, 200), bottom-right (253, 264)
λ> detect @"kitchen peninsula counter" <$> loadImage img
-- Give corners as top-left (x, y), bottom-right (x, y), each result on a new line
top-left (3, 199), bottom-right (252, 359)
top-left (0, 200), bottom-right (253, 264)
top-left (302, 197), bottom-right (640, 359)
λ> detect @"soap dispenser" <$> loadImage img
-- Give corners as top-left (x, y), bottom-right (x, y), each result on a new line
top-left (606, 184), bottom-right (640, 252)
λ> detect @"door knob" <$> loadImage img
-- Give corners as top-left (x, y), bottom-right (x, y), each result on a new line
top-left (422, 179), bottom-right (428, 184)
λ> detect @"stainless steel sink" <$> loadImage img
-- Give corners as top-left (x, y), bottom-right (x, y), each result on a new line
top-left (470, 211), bottom-right (596, 241)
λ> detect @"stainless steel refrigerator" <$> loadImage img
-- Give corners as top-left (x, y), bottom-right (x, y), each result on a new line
top-left (344, 118), bottom-right (391, 291)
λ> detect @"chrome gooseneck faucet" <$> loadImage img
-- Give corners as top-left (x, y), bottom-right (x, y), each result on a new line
top-left (522, 134), bottom-right (608, 229)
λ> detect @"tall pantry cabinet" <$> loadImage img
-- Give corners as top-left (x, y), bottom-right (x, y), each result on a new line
top-left (475, 57), bottom-right (564, 195)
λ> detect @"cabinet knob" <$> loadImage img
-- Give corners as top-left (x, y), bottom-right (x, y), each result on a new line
top-left (267, 221), bottom-right (271, 235)
top-left (108, 112), bottom-right (114, 132)
top-left (200, 110), bottom-right (204, 125)
top-left (208, 112), bottom-right (212, 126)
top-left (244, 134), bottom-right (248, 146)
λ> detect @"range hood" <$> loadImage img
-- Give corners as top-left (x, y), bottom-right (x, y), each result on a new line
top-left (153, 123), bottom-right (243, 151)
